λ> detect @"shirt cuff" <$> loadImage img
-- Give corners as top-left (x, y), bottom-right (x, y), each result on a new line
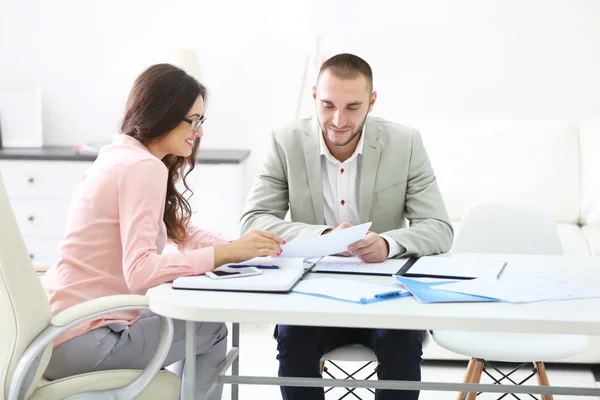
top-left (188, 246), bottom-right (216, 275)
top-left (380, 234), bottom-right (404, 259)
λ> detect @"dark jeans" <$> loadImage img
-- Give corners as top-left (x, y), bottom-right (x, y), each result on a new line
top-left (276, 325), bottom-right (425, 400)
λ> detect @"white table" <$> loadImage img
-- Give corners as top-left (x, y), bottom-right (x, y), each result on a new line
top-left (147, 253), bottom-right (600, 399)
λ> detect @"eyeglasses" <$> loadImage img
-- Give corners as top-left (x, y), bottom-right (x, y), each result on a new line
top-left (182, 115), bottom-right (207, 132)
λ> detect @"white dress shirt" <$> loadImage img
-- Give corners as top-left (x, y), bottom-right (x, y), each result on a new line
top-left (319, 128), bottom-right (403, 258)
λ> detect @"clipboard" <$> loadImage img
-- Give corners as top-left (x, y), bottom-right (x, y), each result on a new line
top-left (397, 256), bottom-right (507, 280)
top-left (310, 256), bottom-right (417, 276)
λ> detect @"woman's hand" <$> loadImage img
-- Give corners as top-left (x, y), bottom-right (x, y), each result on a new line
top-left (214, 229), bottom-right (284, 267)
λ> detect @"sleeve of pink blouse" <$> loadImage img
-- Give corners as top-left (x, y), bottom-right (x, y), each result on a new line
top-left (178, 223), bottom-right (231, 252)
top-left (118, 160), bottom-right (216, 292)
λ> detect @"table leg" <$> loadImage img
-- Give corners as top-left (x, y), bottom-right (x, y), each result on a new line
top-left (232, 322), bottom-right (240, 400)
top-left (186, 321), bottom-right (197, 400)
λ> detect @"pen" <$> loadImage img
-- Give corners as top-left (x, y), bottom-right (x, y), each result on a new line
top-left (228, 264), bottom-right (280, 269)
top-left (495, 262), bottom-right (507, 280)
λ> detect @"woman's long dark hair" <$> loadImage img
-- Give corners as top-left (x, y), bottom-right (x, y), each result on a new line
top-left (121, 63), bottom-right (205, 244)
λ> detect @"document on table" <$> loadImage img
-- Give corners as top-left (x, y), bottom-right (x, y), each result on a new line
top-left (431, 275), bottom-right (600, 303)
top-left (312, 256), bottom-right (412, 276)
top-left (400, 256), bottom-right (507, 279)
top-left (278, 222), bottom-right (372, 259)
top-left (292, 277), bottom-right (410, 304)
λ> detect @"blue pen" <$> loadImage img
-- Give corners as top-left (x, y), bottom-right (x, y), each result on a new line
top-left (228, 264), bottom-right (280, 269)
top-left (374, 291), bottom-right (403, 299)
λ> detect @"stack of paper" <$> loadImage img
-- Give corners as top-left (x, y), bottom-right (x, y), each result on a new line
top-left (279, 222), bottom-right (371, 259)
top-left (431, 274), bottom-right (600, 303)
top-left (312, 256), bottom-right (410, 276)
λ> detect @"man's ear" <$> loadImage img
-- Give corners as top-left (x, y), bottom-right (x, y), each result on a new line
top-left (312, 85), bottom-right (317, 100)
top-left (368, 91), bottom-right (377, 113)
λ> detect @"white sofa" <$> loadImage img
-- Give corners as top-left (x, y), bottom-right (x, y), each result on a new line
top-left (405, 117), bottom-right (600, 363)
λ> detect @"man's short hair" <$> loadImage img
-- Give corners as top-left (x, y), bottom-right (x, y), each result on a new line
top-left (317, 53), bottom-right (373, 93)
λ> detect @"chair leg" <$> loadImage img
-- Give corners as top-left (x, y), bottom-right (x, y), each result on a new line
top-left (320, 361), bottom-right (325, 375)
top-left (534, 362), bottom-right (554, 400)
top-left (457, 358), bottom-right (484, 400)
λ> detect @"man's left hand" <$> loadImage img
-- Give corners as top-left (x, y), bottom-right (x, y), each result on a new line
top-left (347, 232), bottom-right (389, 263)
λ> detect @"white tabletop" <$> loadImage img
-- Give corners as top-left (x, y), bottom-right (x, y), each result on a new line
top-left (148, 253), bottom-right (600, 335)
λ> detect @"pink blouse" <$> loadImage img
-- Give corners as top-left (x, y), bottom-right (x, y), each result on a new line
top-left (43, 134), bottom-right (229, 347)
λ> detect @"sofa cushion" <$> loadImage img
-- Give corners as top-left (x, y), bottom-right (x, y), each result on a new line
top-left (579, 117), bottom-right (600, 225)
top-left (556, 223), bottom-right (590, 256)
top-left (408, 119), bottom-right (581, 224)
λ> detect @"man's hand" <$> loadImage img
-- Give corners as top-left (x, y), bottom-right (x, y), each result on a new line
top-left (347, 231), bottom-right (390, 263)
top-left (322, 222), bottom-right (353, 256)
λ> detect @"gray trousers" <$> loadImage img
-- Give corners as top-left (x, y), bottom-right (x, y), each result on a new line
top-left (44, 310), bottom-right (227, 400)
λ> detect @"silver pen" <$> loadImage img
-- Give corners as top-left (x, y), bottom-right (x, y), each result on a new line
top-left (495, 262), bottom-right (507, 280)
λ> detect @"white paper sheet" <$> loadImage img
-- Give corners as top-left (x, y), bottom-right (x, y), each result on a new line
top-left (278, 222), bottom-right (372, 259)
top-left (432, 275), bottom-right (600, 303)
top-left (222, 256), bottom-right (305, 270)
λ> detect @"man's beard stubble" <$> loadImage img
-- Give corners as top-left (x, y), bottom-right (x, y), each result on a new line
top-left (320, 113), bottom-right (368, 147)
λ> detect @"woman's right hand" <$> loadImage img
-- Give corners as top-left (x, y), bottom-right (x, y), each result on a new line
top-left (214, 229), bottom-right (285, 267)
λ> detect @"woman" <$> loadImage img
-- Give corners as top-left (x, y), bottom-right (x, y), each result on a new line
top-left (42, 63), bottom-right (284, 399)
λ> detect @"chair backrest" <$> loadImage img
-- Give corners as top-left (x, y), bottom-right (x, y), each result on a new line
top-left (452, 201), bottom-right (563, 255)
top-left (0, 175), bottom-right (53, 399)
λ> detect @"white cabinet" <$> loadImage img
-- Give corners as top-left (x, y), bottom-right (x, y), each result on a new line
top-left (0, 160), bottom-right (90, 264)
top-left (0, 156), bottom-right (248, 265)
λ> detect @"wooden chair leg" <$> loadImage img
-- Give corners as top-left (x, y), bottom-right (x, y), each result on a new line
top-left (534, 362), bottom-right (554, 400)
top-left (457, 358), bottom-right (484, 400)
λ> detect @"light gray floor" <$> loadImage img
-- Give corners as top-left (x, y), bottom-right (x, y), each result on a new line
top-left (222, 323), bottom-right (600, 400)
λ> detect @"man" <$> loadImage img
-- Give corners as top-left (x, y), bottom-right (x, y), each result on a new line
top-left (240, 53), bottom-right (453, 400)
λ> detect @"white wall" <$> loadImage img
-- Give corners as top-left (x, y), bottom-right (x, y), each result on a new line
top-left (2, 0), bottom-right (600, 194)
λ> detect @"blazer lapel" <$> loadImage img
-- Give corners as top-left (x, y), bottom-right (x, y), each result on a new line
top-left (359, 118), bottom-right (382, 222)
top-left (303, 119), bottom-right (325, 224)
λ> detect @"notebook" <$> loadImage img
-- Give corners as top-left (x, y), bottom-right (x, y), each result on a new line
top-left (172, 257), bottom-right (308, 293)
top-left (292, 277), bottom-right (411, 304)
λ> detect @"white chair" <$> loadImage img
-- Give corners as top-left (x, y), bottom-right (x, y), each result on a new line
top-left (0, 174), bottom-right (181, 400)
top-left (320, 332), bottom-right (430, 399)
top-left (433, 201), bottom-right (588, 400)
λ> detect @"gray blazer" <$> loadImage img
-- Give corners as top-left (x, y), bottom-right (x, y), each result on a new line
top-left (240, 116), bottom-right (453, 256)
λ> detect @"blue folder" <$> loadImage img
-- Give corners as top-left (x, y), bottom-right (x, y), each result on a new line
top-left (394, 276), bottom-right (500, 303)
top-left (292, 277), bottom-right (412, 304)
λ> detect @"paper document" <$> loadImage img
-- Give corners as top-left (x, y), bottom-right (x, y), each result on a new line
top-left (279, 222), bottom-right (372, 259)
top-left (312, 256), bottom-right (411, 276)
top-left (226, 256), bottom-right (305, 270)
top-left (432, 275), bottom-right (600, 303)
top-left (293, 277), bottom-right (409, 304)
top-left (404, 256), bottom-right (506, 279)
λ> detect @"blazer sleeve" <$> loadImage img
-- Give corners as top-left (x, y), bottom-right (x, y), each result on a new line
top-left (240, 131), bottom-right (329, 241)
top-left (382, 130), bottom-right (454, 256)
